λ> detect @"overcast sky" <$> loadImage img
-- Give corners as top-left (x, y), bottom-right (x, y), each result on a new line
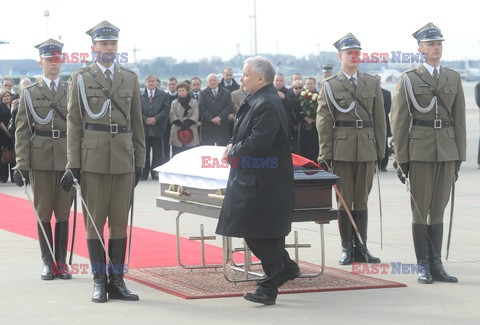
top-left (0, 0), bottom-right (477, 63)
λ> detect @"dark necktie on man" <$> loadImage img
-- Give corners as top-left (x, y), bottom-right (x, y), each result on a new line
top-left (50, 80), bottom-right (56, 98)
top-left (212, 89), bottom-right (217, 99)
top-left (149, 90), bottom-right (153, 99)
top-left (350, 77), bottom-right (357, 91)
top-left (433, 68), bottom-right (439, 86)
top-left (105, 69), bottom-right (113, 89)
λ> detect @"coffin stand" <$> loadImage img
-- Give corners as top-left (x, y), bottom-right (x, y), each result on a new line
top-left (155, 146), bottom-right (340, 283)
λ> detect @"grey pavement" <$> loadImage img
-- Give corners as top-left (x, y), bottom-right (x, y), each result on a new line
top-left (1, 82), bottom-right (479, 324)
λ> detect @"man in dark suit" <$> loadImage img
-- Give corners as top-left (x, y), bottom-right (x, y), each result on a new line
top-left (219, 67), bottom-right (240, 92)
top-left (141, 74), bottom-right (169, 180)
top-left (379, 79), bottom-right (392, 171)
top-left (162, 77), bottom-right (177, 164)
top-left (217, 56), bottom-right (298, 306)
top-left (190, 77), bottom-right (202, 101)
top-left (199, 74), bottom-right (233, 146)
top-left (274, 73), bottom-right (296, 150)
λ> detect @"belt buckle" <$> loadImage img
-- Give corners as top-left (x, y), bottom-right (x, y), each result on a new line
top-left (52, 129), bottom-right (60, 139)
top-left (355, 120), bottom-right (363, 129)
top-left (110, 124), bottom-right (118, 134)
top-left (434, 119), bottom-right (442, 129)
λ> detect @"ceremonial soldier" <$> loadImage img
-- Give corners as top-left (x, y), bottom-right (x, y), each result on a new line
top-left (391, 23), bottom-right (465, 284)
top-left (317, 33), bottom-right (386, 265)
top-left (13, 39), bottom-right (75, 280)
top-left (321, 64), bottom-right (334, 80)
top-left (60, 21), bottom-right (146, 302)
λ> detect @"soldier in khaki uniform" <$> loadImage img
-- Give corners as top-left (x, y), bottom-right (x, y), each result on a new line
top-left (60, 21), bottom-right (145, 303)
top-left (391, 23), bottom-right (465, 284)
top-left (13, 39), bottom-right (75, 280)
top-left (317, 33), bottom-right (386, 265)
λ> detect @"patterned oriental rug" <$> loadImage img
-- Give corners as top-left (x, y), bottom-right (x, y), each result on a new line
top-left (126, 262), bottom-right (406, 300)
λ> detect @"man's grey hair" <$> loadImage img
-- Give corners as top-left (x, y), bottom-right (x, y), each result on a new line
top-left (19, 78), bottom-right (32, 89)
top-left (206, 73), bottom-right (218, 81)
top-left (244, 56), bottom-right (275, 83)
top-left (145, 74), bottom-right (157, 82)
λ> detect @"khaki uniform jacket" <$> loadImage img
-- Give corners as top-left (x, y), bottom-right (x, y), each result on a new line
top-left (66, 63), bottom-right (145, 174)
top-left (15, 79), bottom-right (69, 171)
top-left (391, 65), bottom-right (466, 164)
top-left (317, 70), bottom-right (386, 162)
top-left (169, 98), bottom-right (200, 147)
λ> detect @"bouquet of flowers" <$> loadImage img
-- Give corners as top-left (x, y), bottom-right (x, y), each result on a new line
top-left (299, 90), bottom-right (319, 130)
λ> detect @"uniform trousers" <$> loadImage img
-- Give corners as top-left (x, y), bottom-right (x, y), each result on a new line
top-left (410, 161), bottom-right (455, 225)
top-left (81, 172), bottom-right (133, 239)
top-left (31, 170), bottom-right (74, 222)
top-left (332, 161), bottom-right (374, 211)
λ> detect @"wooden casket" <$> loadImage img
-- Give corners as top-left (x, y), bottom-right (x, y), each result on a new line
top-left (156, 146), bottom-right (339, 223)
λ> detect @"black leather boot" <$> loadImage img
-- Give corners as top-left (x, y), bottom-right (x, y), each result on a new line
top-left (353, 210), bottom-right (380, 263)
top-left (338, 210), bottom-right (353, 265)
top-left (54, 221), bottom-right (72, 279)
top-left (87, 239), bottom-right (108, 303)
top-left (427, 223), bottom-right (458, 283)
top-left (107, 238), bottom-right (139, 301)
top-left (38, 221), bottom-right (55, 280)
top-left (412, 224), bottom-right (433, 284)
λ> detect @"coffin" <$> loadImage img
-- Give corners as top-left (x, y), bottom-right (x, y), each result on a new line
top-left (155, 146), bottom-right (339, 223)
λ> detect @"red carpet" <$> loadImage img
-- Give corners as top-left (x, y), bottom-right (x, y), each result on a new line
top-left (125, 262), bottom-right (407, 299)
top-left (0, 193), bottom-right (229, 267)
top-left (0, 193), bottom-right (406, 300)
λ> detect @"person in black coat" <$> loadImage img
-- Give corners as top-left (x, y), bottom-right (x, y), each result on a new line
top-left (380, 86), bottom-right (392, 171)
top-left (475, 81), bottom-right (480, 168)
top-left (219, 67), bottom-right (240, 92)
top-left (216, 56), bottom-right (298, 306)
top-left (274, 73), bottom-right (296, 151)
top-left (0, 89), bottom-right (14, 183)
top-left (162, 77), bottom-right (178, 164)
top-left (199, 74), bottom-right (233, 146)
top-left (141, 74), bottom-right (169, 180)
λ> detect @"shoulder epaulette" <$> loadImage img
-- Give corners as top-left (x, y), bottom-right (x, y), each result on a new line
top-left (25, 82), bottom-right (39, 90)
top-left (444, 67), bottom-right (460, 76)
top-left (119, 66), bottom-right (136, 75)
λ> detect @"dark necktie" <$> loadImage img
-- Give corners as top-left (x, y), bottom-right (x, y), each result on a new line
top-left (105, 69), bottom-right (112, 89)
top-left (213, 89), bottom-right (217, 98)
top-left (433, 68), bottom-right (439, 85)
top-left (349, 77), bottom-right (357, 91)
top-left (50, 80), bottom-right (56, 98)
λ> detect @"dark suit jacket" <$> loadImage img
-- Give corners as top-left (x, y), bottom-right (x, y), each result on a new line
top-left (141, 88), bottom-right (169, 137)
top-left (199, 87), bottom-right (233, 145)
top-left (381, 88), bottom-right (392, 137)
top-left (219, 78), bottom-right (240, 93)
top-left (475, 81), bottom-right (480, 108)
top-left (278, 86), bottom-right (296, 140)
top-left (216, 83), bottom-right (294, 238)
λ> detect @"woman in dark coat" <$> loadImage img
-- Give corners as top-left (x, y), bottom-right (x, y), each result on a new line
top-left (0, 89), bottom-right (14, 183)
top-left (216, 56), bottom-right (298, 305)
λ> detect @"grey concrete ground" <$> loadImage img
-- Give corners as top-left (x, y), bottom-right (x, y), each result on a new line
top-left (1, 82), bottom-right (479, 324)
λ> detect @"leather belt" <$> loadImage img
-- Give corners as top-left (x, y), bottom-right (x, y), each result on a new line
top-left (335, 120), bottom-right (372, 128)
top-left (34, 129), bottom-right (66, 139)
top-left (85, 123), bottom-right (131, 134)
top-left (412, 119), bottom-right (453, 129)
